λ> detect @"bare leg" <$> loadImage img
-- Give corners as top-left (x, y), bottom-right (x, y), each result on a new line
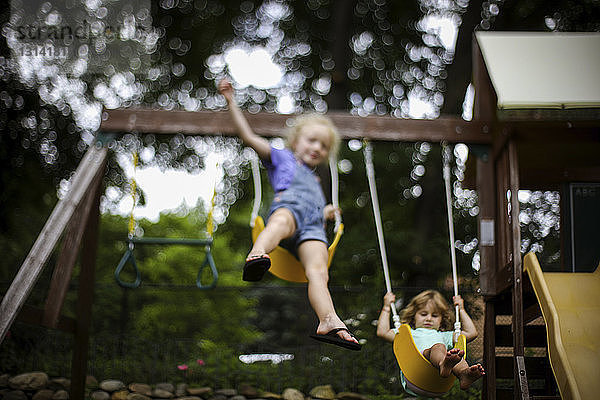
top-left (297, 240), bottom-right (358, 344)
top-left (249, 208), bottom-right (296, 258)
top-left (423, 345), bottom-right (464, 378)
top-left (453, 362), bottom-right (485, 390)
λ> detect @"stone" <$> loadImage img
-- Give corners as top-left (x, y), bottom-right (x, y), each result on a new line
top-left (230, 396), bottom-right (246, 400)
top-left (259, 392), bottom-right (281, 400)
top-left (177, 397), bottom-right (203, 400)
top-left (4, 390), bottom-right (28, 400)
top-left (207, 395), bottom-right (227, 400)
top-left (237, 384), bottom-right (258, 398)
top-left (127, 394), bottom-right (151, 400)
top-left (49, 378), bottom-right (71, 391)
top-left (309, 385), bottom-right (335, 400)
top-left (215, 389), bottom-right (237, 397)
top-left (52, 389), bottom-right (69, 400)
top-left (1, 374), bottom-right (11, 388)
top-left (187, 387), bottom-right (212, 398)
top-left (176, 383), bottom-right (188, 397)
top-left (32, 389), bottom-right (55, 400)
top-left (155, 383), bottom-right (175, 394)
top-left (128, 383), bottom-right (152, 396)
top-left (111, 390), bottom-right (129, 400)
top-left (152, 388), bottom-right (174, 399)
top-left (99, 380), bottom-right (125, 393)
top-left (282, 388), bottom-right (304, 400)
top-left (86, 376), bottom-right (99, 389)
top-left (336, 393), bottom-right (370, 400)
top-left (90, 391), bottom-right (110, 400)
top-left (9, 372), bottom-right (49, 391)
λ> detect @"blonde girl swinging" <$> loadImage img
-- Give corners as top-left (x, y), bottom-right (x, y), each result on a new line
top-left (218, 79), bottom-right (360, 351)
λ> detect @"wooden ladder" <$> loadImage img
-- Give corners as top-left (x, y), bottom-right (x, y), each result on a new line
top-left (487, 284), bottom-right (560, 400)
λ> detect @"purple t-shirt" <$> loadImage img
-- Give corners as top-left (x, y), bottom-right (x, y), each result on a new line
top-left (262, 147), bottom-right (297, 192)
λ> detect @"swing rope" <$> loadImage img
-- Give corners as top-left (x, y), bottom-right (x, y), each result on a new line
top-left (363, 140), bottom-right (400, 330)
top-left (329, 154), bottom-right (342, 233)
top-left (249, 150), bottom-right (262, 227)
top-left (442, 143), bottom-right (461, 339)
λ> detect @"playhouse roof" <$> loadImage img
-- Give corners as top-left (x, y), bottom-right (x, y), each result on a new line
top-left (475, 32), bottom-right (600, 111)
top-left (464, 32), bottom-right (600, 190)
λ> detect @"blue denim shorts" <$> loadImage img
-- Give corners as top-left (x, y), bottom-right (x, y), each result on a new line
top-left (268, 190), bottom-right (328, 251)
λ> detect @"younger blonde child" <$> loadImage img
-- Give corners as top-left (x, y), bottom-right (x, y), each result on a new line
top-left (377, 290), bottom-right (484, 392)
top-left (218, 79), bottom-right (360, 350)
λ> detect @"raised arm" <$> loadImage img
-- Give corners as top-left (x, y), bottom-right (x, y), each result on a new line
top-left (453, 295), bottom-right (478, 342)
top-left (376, 292), bottom-right (398, 343)
top-left (217, 79), bottom-right (271, 160)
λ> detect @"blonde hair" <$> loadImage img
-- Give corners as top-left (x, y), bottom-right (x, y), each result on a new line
top-left (285, 113), bottom-right (341, 158)
top-left (400, 290), bottom-right (453, 331)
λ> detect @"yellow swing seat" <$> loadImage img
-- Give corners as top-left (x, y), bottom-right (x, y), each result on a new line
top-left (393, 324), bottom-right (467, 397)
top-left (251, 215), bottom-right (344, 283)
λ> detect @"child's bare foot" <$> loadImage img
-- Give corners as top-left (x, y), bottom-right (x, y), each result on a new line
top-left (439, 348), bottom-right (464, 378)
top-left (458, 363), bottom-right (485, 389)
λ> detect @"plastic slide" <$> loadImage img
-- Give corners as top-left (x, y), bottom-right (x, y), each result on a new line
top-left (523, 252), bottom-right (600, 400)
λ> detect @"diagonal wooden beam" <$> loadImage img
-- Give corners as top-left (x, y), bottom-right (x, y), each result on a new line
top-left (42, 158), bottom-right (106, 328)
top-left (0, 143), bottom-right (108, 343)
top-left (100, 108), bottom-right (492, 144)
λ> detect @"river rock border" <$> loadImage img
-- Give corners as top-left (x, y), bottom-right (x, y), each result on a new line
top-left (0, 372), bottom-right (373, 400)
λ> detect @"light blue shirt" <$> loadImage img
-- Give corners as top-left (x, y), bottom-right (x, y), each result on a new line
top-left (410, 327), bottom-right (454, 353)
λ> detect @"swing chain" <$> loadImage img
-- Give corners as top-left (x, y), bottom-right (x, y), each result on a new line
top-left (115, 146), bottom-right (142, 288)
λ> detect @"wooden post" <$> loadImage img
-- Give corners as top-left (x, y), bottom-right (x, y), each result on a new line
top-left (496, 146), bottom-right (510, 276)
top-left (508, 139), bottom-right (529, 400)
top-left (477, 156), bottom-right (496, 296)
top-left (70, 159), bottom-right (105, 400)
top-left (472, 32), bottom-right (498, 400)
top-left (482, 300), bottom-right (496, 400)
top-left (0, 144), bottom-right (108, 343)
top-left (472, 32), bottom-right (498, 297)
top-left (478, 153), bottom-right (497, 400)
